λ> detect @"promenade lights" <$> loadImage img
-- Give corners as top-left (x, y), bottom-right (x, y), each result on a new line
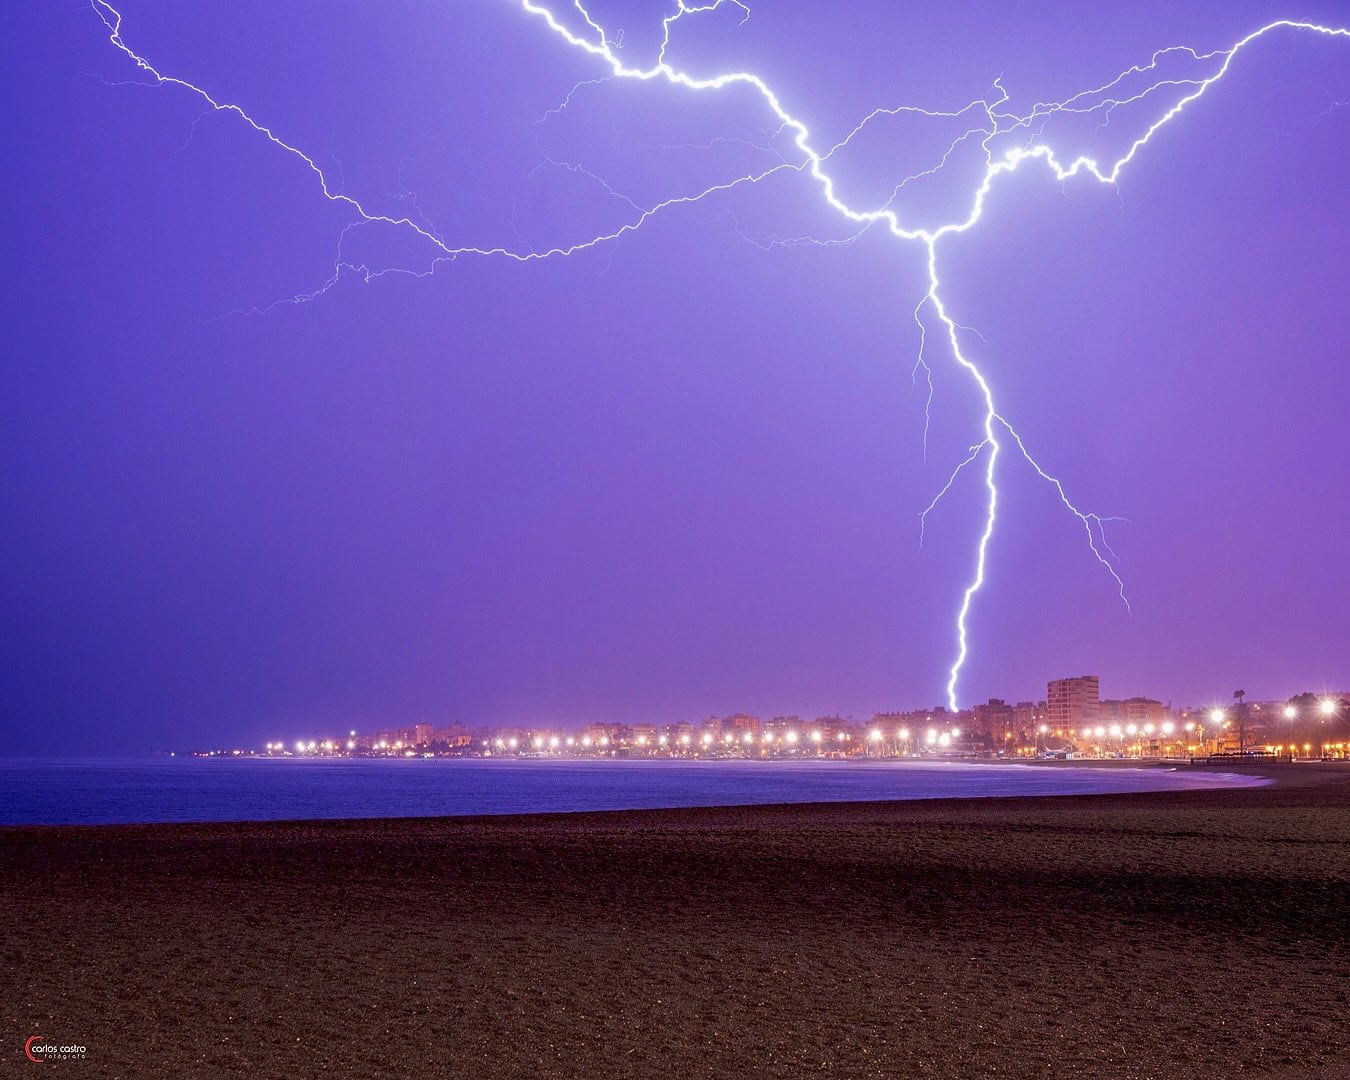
top-left (1209, 709), bottom-right (1226, 725)
top-left (1126, 724), bottom-right (1137, 736)
top-left (744, 733), bottom-right (754, 746)
top-left (533, 737), bottom-right (544, 750)
top-left (549, 736), bottom-right (560, 749)
top-left (869, 729), bottom-right (882, 742)
top-left (701, 733), bottom-right (712, 746)
top-left (680, 733), bottom-right (691, 746)
top-left (836, 731), bottom-right (847, 742)
top-left (1161, 722), bottom-right (1173, 735)
top-left (636, 736), bottom-right (647, 747)
top-left (1039, 724), bottom-right (1048, 735)
top-left (937, 732), bottom-right (951, 747)
top-left (508, 737), bottom-right (518, 749)
top-left (294, 741), bottom-right (306, 753)
top-left (567, 737), bottom-right (576, 747)
top-left (658, 734), bottom-right (668, 746)
top-left (1094, 726), bottom-right (1105, 738)
top-left (582, 736), bottom-right (592, 747)
top-left (1319, 699), bottom-right (1337, 717)
top-left (346, 739), bottom-right (355, 750)
top-left (810, 731), bottom-right (823, 744)
top-left (1109, 725), bottom-right (1122, 739)
top-left (925, 729), bottom-right (938, 746)
top-left (785, 731), bottom-right (799, 745)
top-left (599, 736), bottom-right (610, 747)
top-left (1082, 727), bottom-right (1092, 739)
top-left (898, 728), bottom-right (910, 741)
top-left (1283, 705), bottom-right (1297, 720)
top-left (951, 727), bottom-right (961, 738)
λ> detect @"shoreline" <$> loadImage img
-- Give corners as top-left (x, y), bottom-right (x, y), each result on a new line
top-left (0, 760), bottom-right (1325, 838)
top-left (0, 755), bottom-right (1299, 832)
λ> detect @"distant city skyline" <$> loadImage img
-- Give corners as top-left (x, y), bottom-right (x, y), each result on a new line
top-left (191, 675), bottom-right (1349, 763)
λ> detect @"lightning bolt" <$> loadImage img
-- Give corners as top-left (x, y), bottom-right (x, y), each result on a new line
top-left (87, 0), bottom-right (1349, 710)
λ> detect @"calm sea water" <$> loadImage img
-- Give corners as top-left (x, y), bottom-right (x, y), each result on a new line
top-left (0, 757), bottom-right (1265, 826)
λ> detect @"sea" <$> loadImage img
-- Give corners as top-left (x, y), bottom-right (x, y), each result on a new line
top-left (0, 757), bottom-right (1266, 826)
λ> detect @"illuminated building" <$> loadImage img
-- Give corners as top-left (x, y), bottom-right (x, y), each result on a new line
top-left (1047, 676), bottom-right (1100, 731)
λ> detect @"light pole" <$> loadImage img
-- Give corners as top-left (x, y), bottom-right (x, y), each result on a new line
top-left (1281, 704), bottom-right (1297, 761)
top-left (1208, 709), bottom-right (1226, 755)
top-left (1318, 699), bottom-right (1338, 759)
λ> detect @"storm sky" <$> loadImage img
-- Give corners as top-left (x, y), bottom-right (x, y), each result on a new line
top-left (4, 0), bottom-right (1348, 753)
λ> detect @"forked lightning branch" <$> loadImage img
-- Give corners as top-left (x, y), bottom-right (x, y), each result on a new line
top-left (89, 0), bottom-right (1349, 708)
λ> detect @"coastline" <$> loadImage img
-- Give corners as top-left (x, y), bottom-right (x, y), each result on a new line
top-left (3, 764), bottom-right (1346, 1077)
top-left (0, 754), bottom-right (1275, 829)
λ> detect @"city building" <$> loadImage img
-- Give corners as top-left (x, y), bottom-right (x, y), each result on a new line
top-left (971, 698), bottom-right (1015, 746)
top-left (1047, 675), bottom-right (1100, 730)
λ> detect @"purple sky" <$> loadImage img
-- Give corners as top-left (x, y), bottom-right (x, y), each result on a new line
top-left (5, 1), bottom-right (1348, 753)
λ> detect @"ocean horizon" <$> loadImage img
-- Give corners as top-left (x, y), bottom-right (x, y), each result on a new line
top-left (0, 756), bottom-right (1266, 826)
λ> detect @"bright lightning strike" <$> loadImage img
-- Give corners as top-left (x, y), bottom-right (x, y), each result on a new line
top-left (88, 0), bottom-right (1349, 710)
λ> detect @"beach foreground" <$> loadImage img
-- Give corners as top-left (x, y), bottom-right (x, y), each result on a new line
top-left (3, 764), bottom-right (1347, 1078)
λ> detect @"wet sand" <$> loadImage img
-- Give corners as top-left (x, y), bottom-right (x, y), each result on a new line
top-left (2, 763), bottom-right (1347, 1078)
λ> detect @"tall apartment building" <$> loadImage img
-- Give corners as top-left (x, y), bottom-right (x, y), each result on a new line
top-left (1047, 675), bottom-right (1100, 730)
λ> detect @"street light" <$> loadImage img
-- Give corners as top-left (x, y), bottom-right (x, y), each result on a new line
top-left (1320, 699), bottom-right (1337, 717)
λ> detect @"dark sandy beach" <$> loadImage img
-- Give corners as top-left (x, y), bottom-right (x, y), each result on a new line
top-left (3, 763), bottom-right (1347, 1078)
